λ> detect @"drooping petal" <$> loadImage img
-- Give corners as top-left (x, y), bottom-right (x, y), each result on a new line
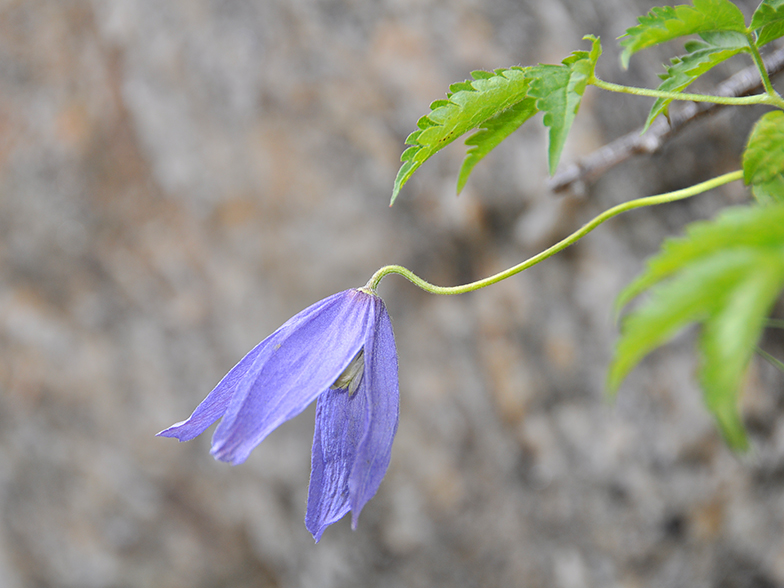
top-left (304, 295), bottom-right (399, 541)
top-left (348, 296), bottom-right (399, 528)
top-left (305, 386), bottom-right (367, 542)
top-left (156, 339), bottom-right (268, 441)
top-left (210, 290), bottom-right (374, 465)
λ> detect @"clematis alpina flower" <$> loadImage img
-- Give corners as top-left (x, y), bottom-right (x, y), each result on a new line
top-left (158, 288), bottom-right (399, 541)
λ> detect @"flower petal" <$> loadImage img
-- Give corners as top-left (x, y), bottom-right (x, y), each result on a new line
top-left (210, 290), bottom-right (374, 465)
top-left (305, 387), bottom-right (367, 542)
top-left (156, 339), bottom-right (268, 441)
top-left (349, 297), bottom-right (399, 529)
top-left (305, 295), bottom-right (399, 541)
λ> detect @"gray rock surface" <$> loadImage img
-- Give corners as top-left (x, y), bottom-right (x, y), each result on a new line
top-left (0, 0), bottom-right (782, 586)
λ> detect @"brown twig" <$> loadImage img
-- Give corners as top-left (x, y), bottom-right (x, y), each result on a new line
top-left (548, 44), bottom-right (784, 194)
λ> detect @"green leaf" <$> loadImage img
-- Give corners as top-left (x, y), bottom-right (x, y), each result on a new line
top-left (744, 111), bottom-right (784, 204)
top-left (751, 0), bottom-right (784, 46)
top-left (699, 252), bottom-right (784, 449)
top-left (752, 173), bottom-right (784, 204)
top-left (610, 204), bottom-right (784, 451)
top-left (528, 35), bottom-right (602, 176)
top-left (643, 32), bottom-right (748, 131)
top-left (619, 0), bottom-right (748, 68)
top-left (743, 111), bottom-right (784, 191)
top-left (456, 97), bottom-right (538, 193)
top-left (391, 67), bottom-right (532, 205)
top-left (616, 204), bottom-right (784, 311)
top-left (609, 249), bottom-right (755, 392)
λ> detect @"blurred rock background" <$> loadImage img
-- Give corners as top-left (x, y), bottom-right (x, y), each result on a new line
top-left (0, 0), bottom-right (782, 586)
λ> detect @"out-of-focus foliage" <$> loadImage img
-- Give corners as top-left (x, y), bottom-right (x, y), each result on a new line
top-left (609, 206), bottom-right (784, 449)
top-left (743, 111), bottom-right (784, 203)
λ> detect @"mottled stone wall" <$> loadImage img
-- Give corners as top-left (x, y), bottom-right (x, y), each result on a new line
top-left (0, 1), bottom-right (782, 587)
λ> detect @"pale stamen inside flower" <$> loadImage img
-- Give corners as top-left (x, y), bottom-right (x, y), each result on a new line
top-left (331, 349), bottom-right (364, 396)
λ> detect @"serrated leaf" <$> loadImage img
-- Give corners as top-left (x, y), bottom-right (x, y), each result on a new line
top-left (391, 67), bottom-right (532, 204)
top-left (619, 0), bottom-right (748, 69)
top-left (610, 204), bottom-right (784, 451)
top-left (470, 70), bottom-right (495, 80)
top-left (616, 205), bottom-right (784, 311)
top-left (699, 253), bottom-right (784, 449)
top-left (751, 0), bottom-right (784, 46)
top-left (528, 35), bottom-right (602, 176)
top-left (643, 32), bottom-right (748, 131)
top-left (456, 97), bottom-right (538, 193)
top-left (608, 249), bottom-right (755, 392)
top-left (743, 111), bottom-right (784, 190)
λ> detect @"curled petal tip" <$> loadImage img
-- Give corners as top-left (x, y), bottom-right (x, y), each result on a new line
top-left (156, 421), bottom-right (190, 440)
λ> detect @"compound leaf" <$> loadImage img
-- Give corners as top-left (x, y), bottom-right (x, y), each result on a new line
top-left (643, 31), bottom-right (748, 131)
top-left (699, 252), bottom-right (784, 449)
top-left (610, 204), bottom-right (784, 450)
top-left (620, 0), bottom-right (748, 68)
top-left (391, 67), bottom-right (533, 204)
top-left (457, 97), bottom-right (538, 193)
top-left (751, 0), bottom-right (784, 46)
top-left (609, 249), bottom-right (755, 394)
top-left (528, 35), bottom-right (602, 176)
top-left (616, 204), bottom-right (784, 311)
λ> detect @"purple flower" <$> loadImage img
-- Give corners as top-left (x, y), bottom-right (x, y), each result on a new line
top-left (158, 289), bottom-right (399, 541)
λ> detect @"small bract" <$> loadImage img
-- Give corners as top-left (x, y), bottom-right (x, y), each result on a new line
top-left (158, 288), bottom-right (399, 541)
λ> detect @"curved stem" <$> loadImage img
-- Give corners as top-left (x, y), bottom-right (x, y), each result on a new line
top-left (591, 76), bottom-right (784, 109)
top-left (366, 170), bottom-right (743, 295)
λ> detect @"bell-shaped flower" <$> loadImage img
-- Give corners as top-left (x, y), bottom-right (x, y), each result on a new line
top-left (158, 288), bottom-right (399, 541)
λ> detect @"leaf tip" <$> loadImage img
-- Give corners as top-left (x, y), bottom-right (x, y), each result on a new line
top-left (713, 404), bottom-right (750, 452)
top-left (605, 362), bottom-right (625, 399)
top-left (456, 163), bottom-right (471, 195)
